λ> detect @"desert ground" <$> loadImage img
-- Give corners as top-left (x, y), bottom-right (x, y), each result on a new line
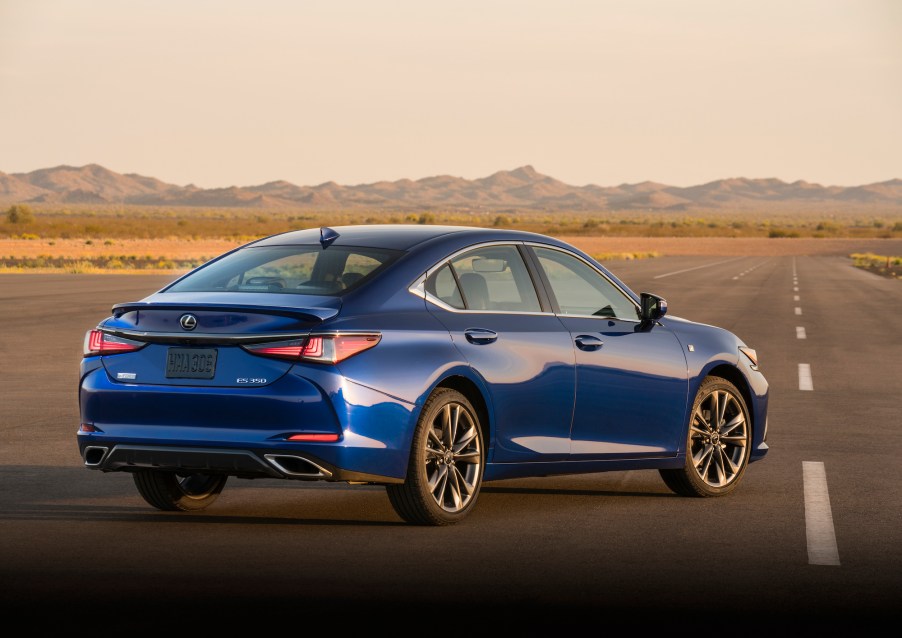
top-left (2, 235), bottom-right (901, 274)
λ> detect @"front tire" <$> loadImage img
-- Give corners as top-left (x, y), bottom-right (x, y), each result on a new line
top-left (133, 470), bottom-right (228, 511)
top-left (660, 376), bottom-right (751, 497)
top-left (387, 388), bottom-right (485, 525)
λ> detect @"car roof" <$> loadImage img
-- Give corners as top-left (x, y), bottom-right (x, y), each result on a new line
top-left (250, 224), bottom-right (544, 251)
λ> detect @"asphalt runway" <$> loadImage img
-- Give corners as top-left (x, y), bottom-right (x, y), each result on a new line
top-left (1, 256), bottom-right (900, 632)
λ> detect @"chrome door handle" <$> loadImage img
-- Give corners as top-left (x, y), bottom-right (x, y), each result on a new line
top-left (464, 328), bottom-right (498, 344)
top-left (575, 335), bottom-right (604, 351)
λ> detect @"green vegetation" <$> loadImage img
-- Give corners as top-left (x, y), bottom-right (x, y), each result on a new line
top-left (6, 204), bottom-right (34, 224)
top-left (850, 253), bottom-right (901, 279)
top-left (592, 251), bottom-right (660, 261)
top-left (0, 254), bottom-right (209, 273)
top-left (0, 205), bottom-right (899, 241)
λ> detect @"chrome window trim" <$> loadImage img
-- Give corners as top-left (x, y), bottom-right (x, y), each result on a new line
top-left (407, 239), bottom-right (641, 319)
top-left (525, 241), bottom-right (641, 314)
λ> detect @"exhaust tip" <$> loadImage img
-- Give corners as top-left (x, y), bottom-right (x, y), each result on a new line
top-left (264, 454), bottom-right (332, 479)
top-left (84, 446), bottom-right (110, 467)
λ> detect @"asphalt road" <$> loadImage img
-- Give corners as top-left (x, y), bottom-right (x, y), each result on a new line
top-left (0, 257), bottom-right (900, 633)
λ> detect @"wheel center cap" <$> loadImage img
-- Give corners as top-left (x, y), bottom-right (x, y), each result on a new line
top-left (444, 450), bottom-right (454, 464)
top-left (711, 433), bottom-right (720, 444)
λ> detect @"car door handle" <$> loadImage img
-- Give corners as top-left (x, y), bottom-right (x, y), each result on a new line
top-left (575, 334), bottom-right (604, 351)
top-left (464, 328), bottom-right (498, 345)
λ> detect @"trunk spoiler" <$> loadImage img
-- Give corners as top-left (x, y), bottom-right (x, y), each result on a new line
top-left (111, 300), bottom-right (340, 323)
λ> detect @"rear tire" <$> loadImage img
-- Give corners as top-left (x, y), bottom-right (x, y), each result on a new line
top-left (660, 376), bottom-right (751, 497)
top-left (133, 470), bottom-right (228, 511)
top-left (387, 388), bottom-right (485, 525)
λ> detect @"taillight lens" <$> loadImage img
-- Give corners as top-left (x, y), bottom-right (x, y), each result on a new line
top-left (243, 334), bottom-right (380, 364)
top-left (83, 330), bottom-right (146, 357)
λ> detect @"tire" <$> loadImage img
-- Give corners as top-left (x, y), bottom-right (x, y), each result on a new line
top-left (133, 470), bottom-right (228, 511)
top-left (386, 388), bottom-right (485, 525)
top-left (660, 376), bottom-right (751, 497)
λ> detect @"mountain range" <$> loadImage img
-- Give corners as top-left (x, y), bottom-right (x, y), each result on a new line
top-left (1, 164), bottom-right (901, 211)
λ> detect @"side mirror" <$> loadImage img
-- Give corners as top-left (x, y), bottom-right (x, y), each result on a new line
top-left (640, 292), bottom-right (668, 324)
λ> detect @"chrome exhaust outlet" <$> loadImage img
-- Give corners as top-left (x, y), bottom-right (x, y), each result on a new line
top-left (264, 454), bottom-right (333, 479)
top-left (84, 446), bottom-right (110, 467)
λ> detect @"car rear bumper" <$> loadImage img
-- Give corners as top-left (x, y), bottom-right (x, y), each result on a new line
top-left (77, 442), bottom-right (404, 483)
top-left (78, 365), bottom-right (418, 481)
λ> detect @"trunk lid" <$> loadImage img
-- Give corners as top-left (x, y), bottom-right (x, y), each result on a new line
top-left (96, 292), bottom-right (340, 388)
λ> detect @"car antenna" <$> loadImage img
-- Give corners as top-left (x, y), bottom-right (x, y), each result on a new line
top-left (320, 227), bottom-right (340, 248)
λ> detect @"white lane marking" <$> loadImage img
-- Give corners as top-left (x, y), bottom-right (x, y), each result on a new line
top-left (792, 257), bottom-right (797, 277)
top-left (798, 363), bottom-right (814, 390)
top-left (803, 461), bottom-right (840, 566)
top-left (795, 307), bottom-right (802, 315)
top-left (652, 257), bottom-right (744, 279)
top-left (733, 259), bottom-right (771, 279)
top-left (793, 286), bottom-right (799, 292)
top-left (794, 295), bottom-right (800, 301)
top-left (796, 326), bottom-right (807, 339)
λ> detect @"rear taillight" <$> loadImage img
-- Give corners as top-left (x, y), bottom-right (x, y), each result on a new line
top-left (242, 333), bottom-right (380, 364)
top-left (83, 330), bottom-right (146, 357)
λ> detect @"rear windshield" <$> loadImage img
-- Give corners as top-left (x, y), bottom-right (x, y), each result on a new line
top-left (166, 245), bottom-right (402, 295)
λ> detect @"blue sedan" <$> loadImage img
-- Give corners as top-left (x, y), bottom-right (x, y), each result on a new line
top-left (78, 225), bottom-right (769, 524)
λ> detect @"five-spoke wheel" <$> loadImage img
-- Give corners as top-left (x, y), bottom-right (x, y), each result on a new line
top-left (387, 388), bottom-right (484, 525)
top-left (660, 376), bottom-right (751, 497)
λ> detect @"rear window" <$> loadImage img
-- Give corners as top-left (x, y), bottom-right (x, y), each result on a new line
top-left (166, 245), bottom-right (402, 295)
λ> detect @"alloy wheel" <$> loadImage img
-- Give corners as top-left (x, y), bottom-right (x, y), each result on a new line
top-left (689, 389), bottom-right (749, 488)
top-left (423, 402), bottom-right (482, 512)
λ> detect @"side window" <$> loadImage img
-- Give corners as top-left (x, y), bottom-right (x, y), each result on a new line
top-left (449, 245), bottom-right (541, 312)
top-left (425, 264), bottom-right (465, 309)
top-left (532, 247), bottom-right (637, 319)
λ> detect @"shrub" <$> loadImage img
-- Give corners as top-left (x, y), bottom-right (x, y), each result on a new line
top-left (6, 204), bottom-right (34, 224)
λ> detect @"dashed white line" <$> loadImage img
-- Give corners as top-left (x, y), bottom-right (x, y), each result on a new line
top-left (793, 286), bottom-right (799, 292)
top-left (794, 295), bottom-right (800, 301)
top-left (795, 307), bottom-right (802, 315)
top-left (652, 257), bottom-right (744, 279)
top-left (798, 363), bottom-right (814, 390)
top-left (792, 257), bottom-right (797, 277)
top-left (796, 326), bottom-right (807, 339)
top-left (803, 461), bottom-right (840, 566)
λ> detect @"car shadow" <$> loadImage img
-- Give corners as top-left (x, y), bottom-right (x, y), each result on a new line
top-left (0, 464), bottom-right (676, 528)
top-left (481, 485), bottom-right (677, 498)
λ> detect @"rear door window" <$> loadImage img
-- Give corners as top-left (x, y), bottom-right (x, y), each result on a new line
top-left (448, 245), bottom-right (541, 312)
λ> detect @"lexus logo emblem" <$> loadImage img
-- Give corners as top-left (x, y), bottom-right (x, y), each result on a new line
top-left (179, 314), bottom-right (198, 331)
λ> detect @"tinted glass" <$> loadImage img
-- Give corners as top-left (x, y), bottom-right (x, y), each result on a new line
top-left (167, 245), bottom-right (401, 295)
top-left (449, 245), bottom-right (541, 312)
top-left (425, 264), bottom-right (465, 309)
top-left (533, 247), bottom-right (637, 319)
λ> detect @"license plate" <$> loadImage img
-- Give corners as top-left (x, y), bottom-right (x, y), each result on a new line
top-left (166, 348), bottom-right (218, 379)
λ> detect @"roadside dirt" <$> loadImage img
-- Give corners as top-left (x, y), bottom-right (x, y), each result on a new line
top-left (1, 236), bottom-right (900, 269)
top-left (562, 236), bottom-right (902, 257)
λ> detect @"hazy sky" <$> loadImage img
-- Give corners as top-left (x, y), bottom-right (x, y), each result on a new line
top-left (1, 0), bottom-right (900, 188)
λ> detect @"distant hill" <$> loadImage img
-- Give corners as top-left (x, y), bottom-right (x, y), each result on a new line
top-left (2, 164), bottom-right (901, 211)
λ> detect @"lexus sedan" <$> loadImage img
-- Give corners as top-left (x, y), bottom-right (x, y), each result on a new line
top-left (78, 225), bottom-right (769, 525)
